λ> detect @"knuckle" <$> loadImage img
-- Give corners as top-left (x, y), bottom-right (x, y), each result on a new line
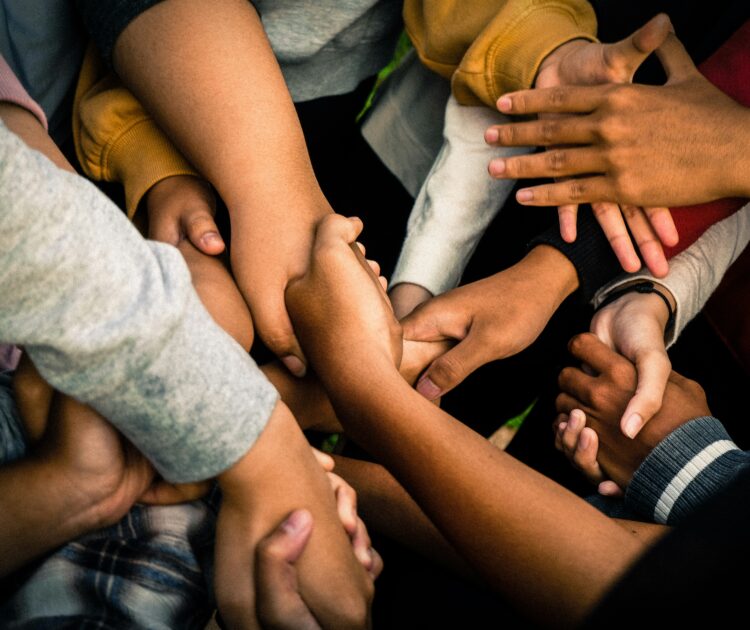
top-left (567, 178), bottom-right (587, 201)
top-left (558, 367), bottom-right (576, 388)
top-left (546, 149), bottom-right (568, 173)
top-left (550, 87), bottom-right (568, 107)
top-left (432, 353), bottom-right (464, 385)
top-left (541, 119), bottom-right (560, 143)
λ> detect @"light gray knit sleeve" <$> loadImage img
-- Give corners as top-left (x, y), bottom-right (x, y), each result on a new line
top-left (0, 122), bottom-right (278, 483)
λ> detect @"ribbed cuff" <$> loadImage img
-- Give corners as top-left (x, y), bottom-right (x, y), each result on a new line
top-left (0, 57), bottom-right (48, 130)
top-left (625, 417), bottom-right (746, 525)
top-left (529, 207), bottom-right (622, 302)
top-left (454, 1), bottom-right (597, 107)
top-left (108, 118), bottom-right (198, 217)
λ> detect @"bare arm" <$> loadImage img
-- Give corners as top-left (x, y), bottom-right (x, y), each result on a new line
top-left (287, 215), bottom-right (662, 626)
top-left (112, 0), bottom-right (332, 371)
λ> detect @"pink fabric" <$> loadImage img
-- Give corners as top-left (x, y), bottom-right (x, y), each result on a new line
top-left (0, 55), bottom-right (48, 130)
top-left (0, 345), bottom-right (22, 372)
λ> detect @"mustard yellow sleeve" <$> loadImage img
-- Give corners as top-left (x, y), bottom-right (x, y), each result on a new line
top-left (73, 45), bottom-right (199, 218)
top-left (404, 0), bottom-right (597, 108)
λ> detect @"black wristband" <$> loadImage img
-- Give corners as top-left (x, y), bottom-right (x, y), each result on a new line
top-left (595, 280), bottom-right (676, 334)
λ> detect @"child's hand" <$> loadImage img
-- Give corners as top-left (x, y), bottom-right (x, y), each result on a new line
top-left (286, 214), bottom-right (402, 382)
top-left (389, 282), bottom-right (433, 320)
top-left (555, 334), bottom-right (711, 489)
top-left (146, 175), bottom-right (225, 255)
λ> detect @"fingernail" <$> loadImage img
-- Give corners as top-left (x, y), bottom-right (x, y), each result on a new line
top-left (578, 430), bottom-right (590, 450)
top-left (485, 128), bottom-right (499, 143)
top-left (416, 375), bottom-right (442, 400)
top-left (490, 159), bottom-right (506, 175)
top-left (568, 412), bottom-right (580, 431)
top-left (570, 409), bottom-right (585, 425)
top-left (497, 96), bottom-right (512, 112)
top-left (623, 413), bottom-right (643, 439)
top-left (282, 355), bottom-right (307, 378)
top-left (203, 231), bottom-right (222, 243)
top-left (516, 189), bottom-right (533, 202)
top-left (281, 509), bottom-right (310, 535)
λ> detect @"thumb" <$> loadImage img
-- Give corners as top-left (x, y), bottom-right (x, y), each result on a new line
top-left (183, 207), bottom-right (225, 256)
top-left (620, 348), bottom-right (672, 438)
top-left (604, 13), bottom-right (672, 80)
top-left (416, 334), bottom-right (490, 400)
top-left (251, 291), bottom-right (308, 377)
top-left (657, 32), bottom-right (698, 82)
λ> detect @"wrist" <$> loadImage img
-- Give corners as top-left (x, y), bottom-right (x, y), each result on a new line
top-left (600, 279), bottom-right (676, 335)
top-left (534, 38), bottom-right (590, 88)
top-left (522, 245), bottom-right (579, 306)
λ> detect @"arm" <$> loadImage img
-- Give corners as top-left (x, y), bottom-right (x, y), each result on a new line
top-left (84, 0), bottom-right (335, 373)
top-left (0, 103), bottom-right (276, 485)
top-left (287, 215), bottom-right (657, 626)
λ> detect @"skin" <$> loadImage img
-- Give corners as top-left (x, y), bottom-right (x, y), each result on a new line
top-left (401, 244), bottom-right (578, 400)
top-left (489, 33), bottom-right (750, 216)
top-left (590, 284), bottom-right (677, 438)
top-left (489, 14), bottom-right (677, 277)
top-left (555, 334), bottom-right (711, 493)
top-left (286, 215), bottom-right (668, 627)
top-left (113, 0), bottom-right (346, 377)
top-left (0, 100), bottom-right (374, 628)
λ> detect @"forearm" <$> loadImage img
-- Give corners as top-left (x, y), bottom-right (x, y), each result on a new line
top-left (216, 401), bottom-right (371, 627)
top-left (324, 363), bottom-right (643, 625)
top-left (0, 458), bottom-right (104, 576)
top-left (112, 0), bottom-right (328, 222)
top-left (332, 454), bottom-right (470, 577)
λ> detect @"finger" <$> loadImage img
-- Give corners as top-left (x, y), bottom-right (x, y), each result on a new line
top-left (567, 332), bottom-right (632, 375)
top-left (366, 258), bottom-right (381, 277)
top-left (562, 408), bottom-right (586, 454)
top-left (556, 392), bottom-right (584, 415)
top-left (356, 241), bottom-right (366, 256)
top-left (591, 203), bottom-right (642, 273)
top-left (558, 365), bottom-right (596, 403)
top-left (183, 208), bottom-right (225, 256)
top-left (497, 85), bottom-right (606, 117)
top-left (552, 412), bottom-right (568, 434)
top-left (598, 480), bottom-right (624, 497)
top-left (485, 116), bottom-right (596, 148)
top-left (621, 205), bottom-right (668, 278)
top-left (515, 176), bottom-right (613, 207)
top-left (331, 473), bottom-right (359, 536)
top-left (139, 480), bottom-right (211, 504)
top-left (311, 447), bottom-right (335, 472)
top-left (572, 426), bottom-right (606, 484)
top-left (558, 203), bottom-right (579, 242)
top-left (148, 213), bottom-right (181, 246)
top-left (620, 348), bottom-right (671, 438)
top-left (350, 518), bottom-right (375, 571)
top-left (603, 13), bottom-right (672, 81)
top-left (644, 206), bottom-right (679, 247)
top-left (314, 214), bottom-right (364, 252)
top-left (657, 32), bottom-right (699, 82)
top-left (490, 147), bottom-right (603, 181)
top-left (416, 334), bottom-right (495, 400)
top-left (379, 275), bottom-right (388, 291)
top-left (554, 421), bottom-right (567, 452)
top-left (255, 510), bottom-right (321, 630)
top-left (368, 547), bottom-right (384, 580)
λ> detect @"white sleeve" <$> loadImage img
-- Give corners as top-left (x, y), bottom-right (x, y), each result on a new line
top-left (390, 95), bottom-right (533, 295)
top-left (593, 203), bottom-right (750, 346)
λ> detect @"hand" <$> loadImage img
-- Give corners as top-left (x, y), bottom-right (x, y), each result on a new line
top-left (555, 334), bottom-right (711, 489)
top-left (590, 284), bottom-right (675, 437)
top-left (312, 447), bottom-right (383, 579)
top-left (255, 509), bottom-right (380, 630)
top-left (146, 175), bottom-right (225, 255)
top-left (285, 214), bottom-right (403, 383)
top-left (389, 282), bottom-right (433, 320)
top-left (490, 33), bottom-right (750, 215)
top-left (401, 245), bottom-right (578, 400)
top-left (14, 355), bottom-right (208, 520)
top-left (486, 15), bottom-right (678, 277)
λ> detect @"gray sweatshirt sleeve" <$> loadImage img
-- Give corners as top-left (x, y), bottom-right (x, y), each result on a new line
top-left (625, 417), bottom-right (750, 525)
top-left (0, 122), bottom-right (278, 483)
